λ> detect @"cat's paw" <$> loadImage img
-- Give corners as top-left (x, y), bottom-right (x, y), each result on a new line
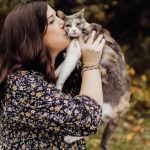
top-left (102, 103), bottom-right (113, 122)
top-left (56, 82), bottom-right (63, 91)
top-left (64, 135), bottom-right (83, 143)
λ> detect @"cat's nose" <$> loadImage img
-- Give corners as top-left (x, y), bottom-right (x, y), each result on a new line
top-left (72, 29), bottom-right (76, 33)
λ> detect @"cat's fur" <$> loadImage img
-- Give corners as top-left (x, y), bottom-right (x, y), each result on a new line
top-left (55, 9), bottom-right (130, 150)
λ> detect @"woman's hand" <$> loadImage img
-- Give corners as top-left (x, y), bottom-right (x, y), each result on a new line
top-left (78, 31), bottom-right (105, 65)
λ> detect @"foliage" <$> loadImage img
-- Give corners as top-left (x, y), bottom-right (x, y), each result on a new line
top-left (86, 118), bottom-right (150, 150)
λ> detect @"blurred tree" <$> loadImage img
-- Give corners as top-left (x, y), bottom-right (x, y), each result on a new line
top-left (0, 0), bottom-right (149, 75)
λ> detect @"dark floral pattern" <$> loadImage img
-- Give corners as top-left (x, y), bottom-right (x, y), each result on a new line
top-left (0, 70), bottom-right (102, 149)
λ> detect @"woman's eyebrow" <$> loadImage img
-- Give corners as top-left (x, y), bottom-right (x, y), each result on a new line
top-left (47, 12), bottom-right (56, 19)
top-left (47, 15), bottom-right (54, 19)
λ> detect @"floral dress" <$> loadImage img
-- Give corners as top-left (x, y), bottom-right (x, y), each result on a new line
top-left (0, 70), bottom-right (102, 150)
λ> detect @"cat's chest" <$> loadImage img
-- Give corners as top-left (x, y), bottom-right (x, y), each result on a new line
top-left (66, 39), bottom-right (81, 58)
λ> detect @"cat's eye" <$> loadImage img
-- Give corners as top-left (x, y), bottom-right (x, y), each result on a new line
top-left (66, 24), bottom-right (71, 27)
top-left (76, 23), bottom-right (81, 26)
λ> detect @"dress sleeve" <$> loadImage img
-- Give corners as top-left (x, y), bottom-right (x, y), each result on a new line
top-left (6, 71), bottom-right (102, 136)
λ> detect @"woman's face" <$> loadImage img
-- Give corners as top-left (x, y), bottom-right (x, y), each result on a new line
top-left (43, 5), bottom-right (70, 55)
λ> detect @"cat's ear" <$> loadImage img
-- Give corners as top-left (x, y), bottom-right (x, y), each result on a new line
top-left (79, 8), bottom-right (85, 17)
top-left (57, 10), bottom-right (66, 20)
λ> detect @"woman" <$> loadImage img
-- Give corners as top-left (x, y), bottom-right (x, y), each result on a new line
top-left (0, 0), bottom-right (105, 149)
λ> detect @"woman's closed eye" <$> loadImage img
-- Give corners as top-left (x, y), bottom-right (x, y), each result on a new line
top-left (48, 14), bottom-right (61, 25)
top-left (47, 14), bottom-right (56, 24)
top-left (48, 18), bottom-right (55, 24)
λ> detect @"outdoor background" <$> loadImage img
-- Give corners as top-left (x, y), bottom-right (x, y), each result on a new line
top-left (0, 0), bottom-right (149, 150)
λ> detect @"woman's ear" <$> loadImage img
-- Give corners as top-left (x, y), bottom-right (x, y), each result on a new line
top-left (57, 10), bottom-right (66, 20)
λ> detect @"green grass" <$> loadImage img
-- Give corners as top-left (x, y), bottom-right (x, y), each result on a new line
top-left (86, 115), bottom-right (150, 150)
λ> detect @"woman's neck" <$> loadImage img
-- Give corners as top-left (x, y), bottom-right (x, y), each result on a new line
top-left (51, 52), bottom-right (58, 69)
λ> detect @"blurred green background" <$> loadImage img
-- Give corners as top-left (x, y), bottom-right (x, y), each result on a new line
top-left (0, 0), bottom-right (149, 150)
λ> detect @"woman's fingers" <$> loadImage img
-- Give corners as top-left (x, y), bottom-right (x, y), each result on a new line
top-left (97, 39), bottom-right (105, 52)
top-left (79, 32), bottom-right (106, 65)
top-left (86, 32), bottom-right (105, 52)
top-left (86, 31), bottom-right (96, 45)
top-left (93, 34), bottom-right (103, 48)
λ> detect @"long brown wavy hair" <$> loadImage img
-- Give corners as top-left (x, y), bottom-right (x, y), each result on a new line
top-left (0, 0), bottom-right (56, 105)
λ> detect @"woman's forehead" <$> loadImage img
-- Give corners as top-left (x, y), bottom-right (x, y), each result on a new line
top-left (47, 5), bottom-right (56, 17)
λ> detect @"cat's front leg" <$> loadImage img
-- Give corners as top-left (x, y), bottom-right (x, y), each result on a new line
top-left (54, 61), bottom-right (64, 78)
top-left (56, 56), bottom-right (79, 90)
top-left (56, 39), bottom-right (81, 90)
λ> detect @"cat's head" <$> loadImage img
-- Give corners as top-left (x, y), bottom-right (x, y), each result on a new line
top-left (57, 9), bottom-right (87, 38)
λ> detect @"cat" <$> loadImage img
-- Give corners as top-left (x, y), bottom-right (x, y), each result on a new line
top-left (55, 9), bottom-right (130, 150)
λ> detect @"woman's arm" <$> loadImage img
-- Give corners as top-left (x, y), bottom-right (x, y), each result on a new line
top-left (79, 31), bottom-right (105, 106)
top-left (80, 69), bottom-right (103, 106)
top-left (6, 70), bottom-right (102, 136)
